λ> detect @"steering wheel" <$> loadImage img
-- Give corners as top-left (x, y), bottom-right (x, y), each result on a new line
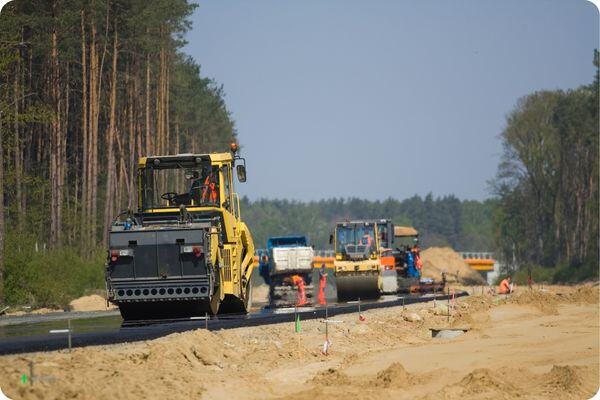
top-left (161, 192), bottom-right (179, 203)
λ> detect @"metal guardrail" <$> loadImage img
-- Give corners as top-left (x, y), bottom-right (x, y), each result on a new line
top-left (459, 252), bottom-right (495, 260)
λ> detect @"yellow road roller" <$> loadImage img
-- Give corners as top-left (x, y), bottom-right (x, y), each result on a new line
top-left (331, 220), bottom-right (384, 301)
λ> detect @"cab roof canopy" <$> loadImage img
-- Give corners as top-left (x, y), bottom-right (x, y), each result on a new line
top-left (394, 226), bottom-right (419, 237)
top-left (337, 221), bottom-right (376, 227)
top-left (336, 219), bottom-right (391, 227)
top-left (139, 152), bottom-right (233, 168)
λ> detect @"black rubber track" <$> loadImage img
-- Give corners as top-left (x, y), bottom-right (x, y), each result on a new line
top-left (0, 291), bottom-right (468, 355)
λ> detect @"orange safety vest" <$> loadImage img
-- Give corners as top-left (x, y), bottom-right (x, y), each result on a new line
top-left (291, 275), bottom-right (307, 306)
top-left (414, 253), bottom-right (423, 270)
top-left (201, 175), bottom-right (217, 203)
top-left (498, 279), bottom-right (511, 294)
top-left (318, 272), bottom-right (327, 305)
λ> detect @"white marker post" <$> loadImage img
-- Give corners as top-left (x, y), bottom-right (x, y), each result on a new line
top-left (49, 319), bottom-right (72, 352)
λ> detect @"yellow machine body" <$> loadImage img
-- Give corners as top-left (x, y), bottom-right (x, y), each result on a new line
top-left (332, 220), bottom-right (385, 299)
top-left (136, 151), bottom-right (255, 312)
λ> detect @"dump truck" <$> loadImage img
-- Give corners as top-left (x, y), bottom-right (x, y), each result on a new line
top-left (331, 220), bottom-right (385, 301)
top-left (258, 236), bottom-right (314, 307)
top-left (105, 145), bottom-right (255, 320)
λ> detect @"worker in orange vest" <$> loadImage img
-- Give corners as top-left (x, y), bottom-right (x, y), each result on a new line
top-left (498, 275), bottom-right (512, 294)
top-left (291, 274), bottom-right (307, 306)
top-left (413, 245), bottom-right (423, 275)
top-left (201, 173), bottom-right (218, 204)
top-left (318, 264), bottom-right (327, 305)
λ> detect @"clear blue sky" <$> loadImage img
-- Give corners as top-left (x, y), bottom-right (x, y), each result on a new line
top-left (183, 0), bottom-right (598, 201)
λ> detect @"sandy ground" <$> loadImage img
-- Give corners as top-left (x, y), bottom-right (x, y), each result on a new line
top-left (0, 284), bottom-right (597, 400)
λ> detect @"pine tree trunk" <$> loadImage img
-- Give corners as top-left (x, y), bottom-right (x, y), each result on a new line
top-left (103, 25), bottom-right (118, 246)
top-left (165, 52), bottom-right (170, 155)
top-left (80, 8), bottom-right (89, 248)
top-left (0, 108), bottom-right (5, 303)
top-left (14, 58), bottom-right (23, 232)
top-left (128, 63), bottom-right (136, 209)
top-left (59, 64), bottom-right (68, 245)
top-left (87, 17), bottom-right (97, 246)
top-left (50, 0), bottom-right (61, 247)
top-left (89, 15), bottom-right (101, 245)
top-left (145, 54), bottom-right (151, 155)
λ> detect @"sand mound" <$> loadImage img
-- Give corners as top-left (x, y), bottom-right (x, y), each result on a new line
top-left (311, 368), bottom-right (351, 386)
top-left (421, 247), bottom-right (485, 285)
top-left (459, 368), bottom-right (504, 391)
top-left (457, 368), bottom-right (519, 397)
top-left (562, 285), bottom-right (599, 304)
top-left (424, 368), bottom-right (519, 399)
top-left (542, 365), bottom-right (584, 394)
top-left (375, 363), bottom-right (412, 387)
top-left (508, 284), bottom-right (599, 314)
top-left (69, 294), bottom-right (116, 312)
top-left (510, 290), bottom-right (559, 315)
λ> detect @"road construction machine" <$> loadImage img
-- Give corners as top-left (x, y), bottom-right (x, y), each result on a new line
top-left (331, 220), bottom-right (388, 301)
top-left (391, 226), bottom-right (445, 293)
top-left (105, 144), bottom-right (255, 320)
top-left (258, 236), bottom-right (315, 307)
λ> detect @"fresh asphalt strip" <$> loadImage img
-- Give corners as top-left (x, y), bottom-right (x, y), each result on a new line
top-left (0, 292), bottom-right (468, 355)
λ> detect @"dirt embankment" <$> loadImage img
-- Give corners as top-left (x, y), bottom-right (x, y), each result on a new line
top-left (0, 284), bottom-right (597, 400)
top-left (68, 294), bottom-right (116, 312)
top-left (3, 294), bottom-right (115, 316)
top-left (421, 246), bottom-right (486, 285)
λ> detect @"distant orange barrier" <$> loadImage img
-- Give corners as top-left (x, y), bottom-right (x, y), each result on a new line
top-left (464, 258), bottom-right (495, 271)
top-left (312, 256), bottom-right (335, 268)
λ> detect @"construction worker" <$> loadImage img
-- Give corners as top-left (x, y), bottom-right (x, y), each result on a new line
top-left (291, 274), bottom-right (307, 306)
top-left (201, 172), bottom-right (218, 204)
top-left (361, 232), bottom-right (373, 249)
top-left (413, 245), bottom-right (423, 276)
top-left (407, 249), bottom-right (419, 278)
top-left (498, 275), bottom-right (512, 294)
top-left (318, 264), bottom-right (327, 305)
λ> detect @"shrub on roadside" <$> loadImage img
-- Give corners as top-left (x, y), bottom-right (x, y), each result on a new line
top-left (3, 233), bottom-right (105, 308)
top-left (503, 260), bottom-right (599, 286)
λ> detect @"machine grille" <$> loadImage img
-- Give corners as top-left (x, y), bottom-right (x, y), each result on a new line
top-left (222, 248), bottom-right (232, 281)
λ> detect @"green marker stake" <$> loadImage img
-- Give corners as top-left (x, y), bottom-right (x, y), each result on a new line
top-left (21, 374), bottom-right (27, 384)
top-left (295, 313), bottom-right (301, 333)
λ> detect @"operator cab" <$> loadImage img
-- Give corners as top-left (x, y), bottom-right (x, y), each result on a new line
top-left (334, 221), bottom-right (379, 261)
top-left (139, 156), bottom-right (220, 209)
top-left (137, 147), bottom-right (246, 215)
top-left (376, 219), bottom-right (393, 250)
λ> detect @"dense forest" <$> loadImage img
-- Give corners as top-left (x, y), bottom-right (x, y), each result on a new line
top-left (0, 0), bottom-right (236, 305)
top-left (242, 196), bottom-right (496, 252)
top-left (492, 51), bottom-right (599, 282)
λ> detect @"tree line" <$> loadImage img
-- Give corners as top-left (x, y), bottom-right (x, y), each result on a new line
top-left (241, 195), bottom-right (496, 251)
top-left (492, 51), bottom-right (599, 281)
top-left (0, 0), bottom-right (236, 303)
